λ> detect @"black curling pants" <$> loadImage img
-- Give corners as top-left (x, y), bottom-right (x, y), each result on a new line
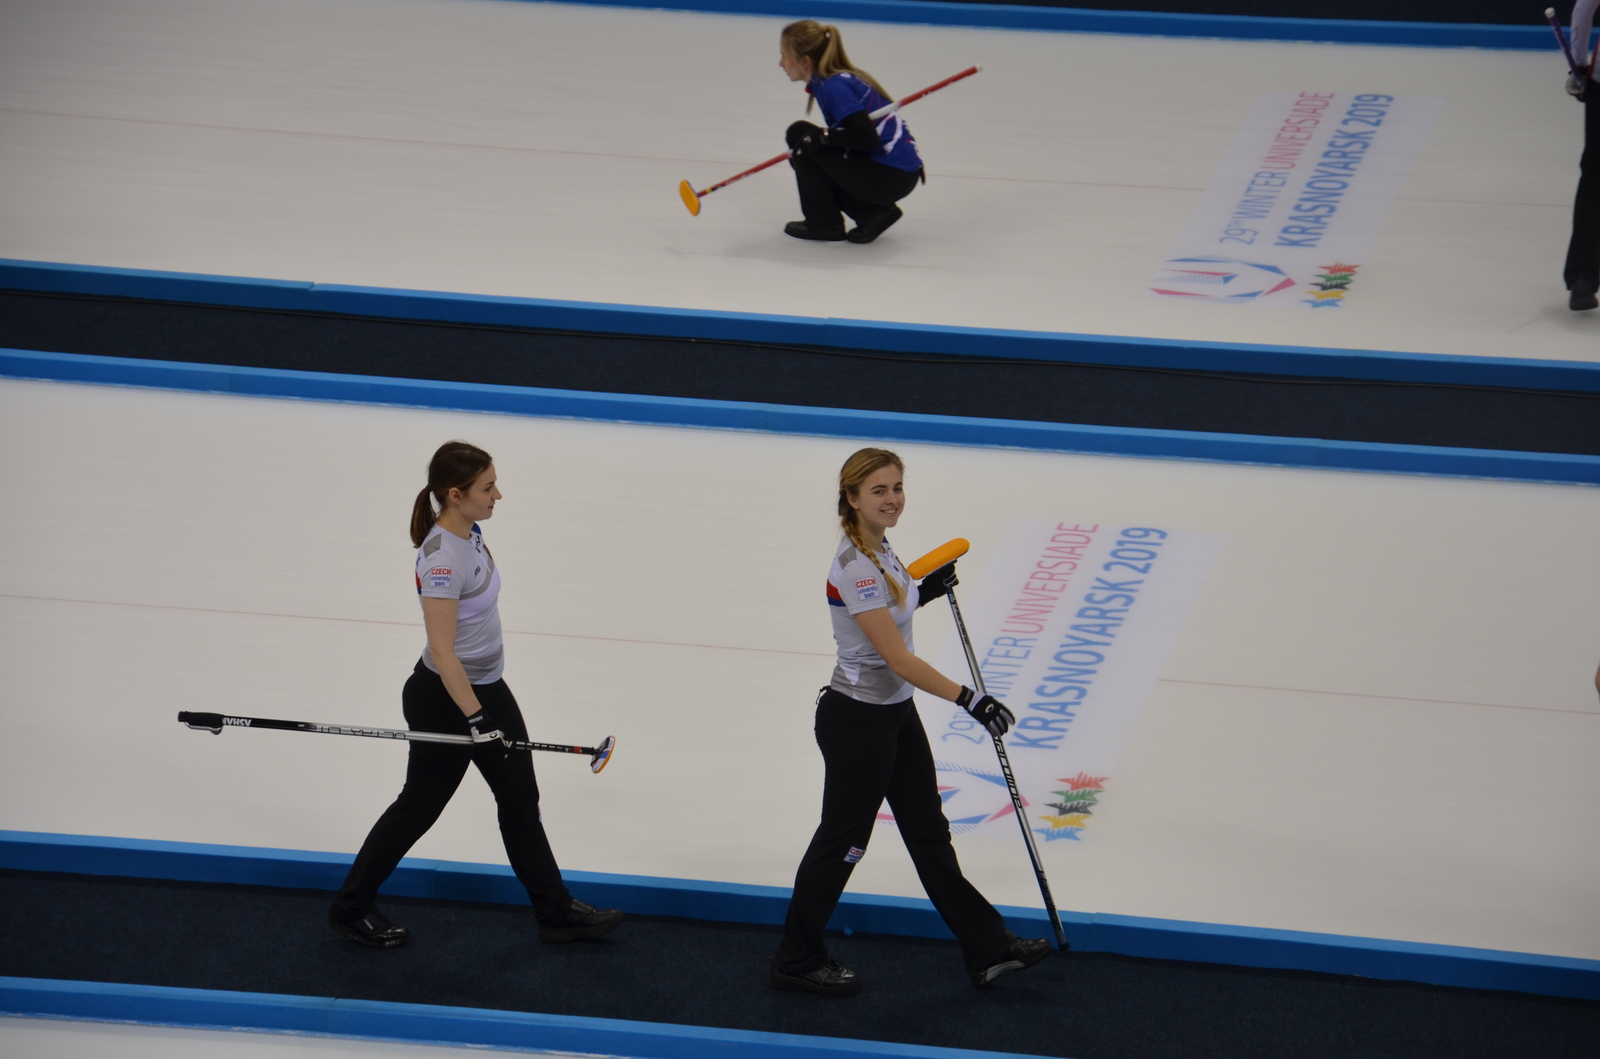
top-left (772, 689), bottom-right (1014, 974)
top-left (1566, 80), bottom-right (1600, 289)
top-left (330, 661), bottom-right (573, 925)
top-left (786, 121), bottom-right (921, 230)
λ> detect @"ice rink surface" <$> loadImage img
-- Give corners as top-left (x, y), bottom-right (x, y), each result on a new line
top-left (1, 376), bottom-right (1596, 964)
top-left (0, 1018), bottom-right (546, 1059)
top-left (1, 0), bottom-right (1598, 363)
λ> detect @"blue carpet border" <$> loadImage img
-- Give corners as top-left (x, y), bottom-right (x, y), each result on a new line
top-left (3, 830), bottom-right (1596, 1001)
top-left (520, 0), bottom-right (1552, 50)
top-left (3, 347), bottom-right (1597, 485)
top-left (2, 258), bottom-right (1596, 394)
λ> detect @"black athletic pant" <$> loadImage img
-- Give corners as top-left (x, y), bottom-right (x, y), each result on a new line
top-left (772, 689), bottom-right (1014, 974)
top-left (330, 661), bottom-right (573, 924)
top-left (786, 121), bottom-right (921, 231)
top-left (1565, 79), bottom-right (1600, 289)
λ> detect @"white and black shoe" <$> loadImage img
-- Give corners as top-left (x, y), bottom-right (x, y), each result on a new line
top-left (538, 899), bottom-right (623, 944)
top-left (970, 936), bottom-right (1052, 988)
top-left (329, 909), bottom-right (409, 949)
top-left (770, 958), bottom-right (862, 996)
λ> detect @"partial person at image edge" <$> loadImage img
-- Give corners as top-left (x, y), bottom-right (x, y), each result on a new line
top-left (1565, 0), bottom-right (1600, 309)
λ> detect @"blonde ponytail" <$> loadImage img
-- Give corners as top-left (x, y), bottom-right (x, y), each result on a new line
top-left (837, 447), bottom-right (907, 609)
top-left (781, 20), bottom-right (892, 114)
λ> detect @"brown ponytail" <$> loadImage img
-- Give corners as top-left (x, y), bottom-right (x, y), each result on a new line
top-left (837, 447), bottom-right (907, 608)
top-left (410, 440), bottom-right (493, 546)
top-left (780, 20), bottom-right (892, 115)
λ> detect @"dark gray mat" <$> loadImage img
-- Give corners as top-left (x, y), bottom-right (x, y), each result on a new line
top-left (2, 292), bottom-right (1595, 456)
top-left (1, 871), bottom-right (1595, 1059)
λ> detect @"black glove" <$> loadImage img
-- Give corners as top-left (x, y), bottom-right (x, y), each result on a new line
top-left (1569, 72), bottom-right (1590, 100)
top-left (465, 707), bottom-right (507, 757)
top-left (915, 562), bottom-right (958, 608)
top-left (792, 127), bottom-right (829, 156)
top-left (956, 686), bottom-right (1015, 738)
top-left (786, 119), bottom-right (832, 156)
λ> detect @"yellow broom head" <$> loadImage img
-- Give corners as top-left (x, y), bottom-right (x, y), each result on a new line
top-left (908, 538), bottom-right (970, 580)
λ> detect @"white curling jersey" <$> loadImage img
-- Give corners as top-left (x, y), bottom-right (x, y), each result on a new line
top-left (826, 535), bottom-right (919, 704)
top-left (416, 522), bottom-right (504, 684)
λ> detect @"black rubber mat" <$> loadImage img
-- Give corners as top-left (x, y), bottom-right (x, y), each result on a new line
top-left (2, 291), bottom-right (1596, 456)
top-left (1, 871), bottom-right (1595, 1059)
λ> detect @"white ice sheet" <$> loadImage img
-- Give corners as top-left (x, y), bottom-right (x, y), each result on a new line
top-left (0, 0), bottom-right (1595, 364)
top-left (1, 379), bottom-right (1595, 961)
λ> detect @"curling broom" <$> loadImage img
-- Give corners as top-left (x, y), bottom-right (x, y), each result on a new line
top-left (178, 711), bottom-right (616, 774)
top-left (908, 538), bottom-right (1071, 952)
top-left (1548, 8), bottom-right (1585, 77)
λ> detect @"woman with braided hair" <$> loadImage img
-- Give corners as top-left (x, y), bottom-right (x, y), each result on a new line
top-left (777, 20), bottom-right (924, 243)
top-left (769, 447), bottom-right (1049, 996)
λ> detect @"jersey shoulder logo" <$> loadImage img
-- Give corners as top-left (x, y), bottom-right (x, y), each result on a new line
top-left (428, 566), bottom-right (452, 588)
top-left (855, 576), bottom-right (881, 601)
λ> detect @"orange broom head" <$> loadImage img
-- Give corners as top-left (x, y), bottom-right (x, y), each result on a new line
top-left (907, 538), bottom-right (970, 580)
top-left (679, 180), bottom-right (701, 216)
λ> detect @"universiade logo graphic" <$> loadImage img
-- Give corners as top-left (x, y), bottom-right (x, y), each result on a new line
top-left (913, 519), bottom-right (1223, 855)
top-left (1151, 257), bottom-right (1298, 301)
top-left (1150, 91), bottom-right (1437, 310)
top-left (1037, 772), bottom-right (1109, 842)
top-left (1301, 262), bottom-right (1361, 307)
top-left (1151, 258), bottom-right (1363, 307)
top-left (922, 762), bottom-right (1108, 843)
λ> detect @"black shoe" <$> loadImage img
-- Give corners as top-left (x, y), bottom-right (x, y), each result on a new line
top-left (1570, 275), bottom-right (1598, 311)
top-left (538, 899), bottom-right (623, 944)
top-left (328, 909), bottom-right (409, 949)
top-left (784, 221), bottom-right (846, 241)
top-left (770, 958), bottom-right (861, 996)
top-left (970, 936), bottom-right (1052, 988)
top-left (847, 205), bottom-right (902, 244)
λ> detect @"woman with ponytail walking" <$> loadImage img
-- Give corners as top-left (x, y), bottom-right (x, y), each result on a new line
top-left (327, 441), bottom-right (622, 949)
top-left (777, 20), bottom-right (924, 243)
top-left (770, 448), bottom-right (1049, 996)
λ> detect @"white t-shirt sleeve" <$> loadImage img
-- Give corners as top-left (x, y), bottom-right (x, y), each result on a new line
top-left (416, 539), bottom-right (468, 600)
top-left (1575, 0), bottom-right (1599, 69)
top-left (837, 555), bottom-right (891, 614)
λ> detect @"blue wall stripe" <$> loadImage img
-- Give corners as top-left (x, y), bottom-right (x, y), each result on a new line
top-left (3, 831), bottom-right (1597, 1001)
top-left (513, 0), bottom-right (1552, 50)
top-left (3, 347), bottom-right (1597, 484)
top-left (0, 976), bottom-right (1048, 1058)
top-left (4, 258), bottom-right (1597, 393)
